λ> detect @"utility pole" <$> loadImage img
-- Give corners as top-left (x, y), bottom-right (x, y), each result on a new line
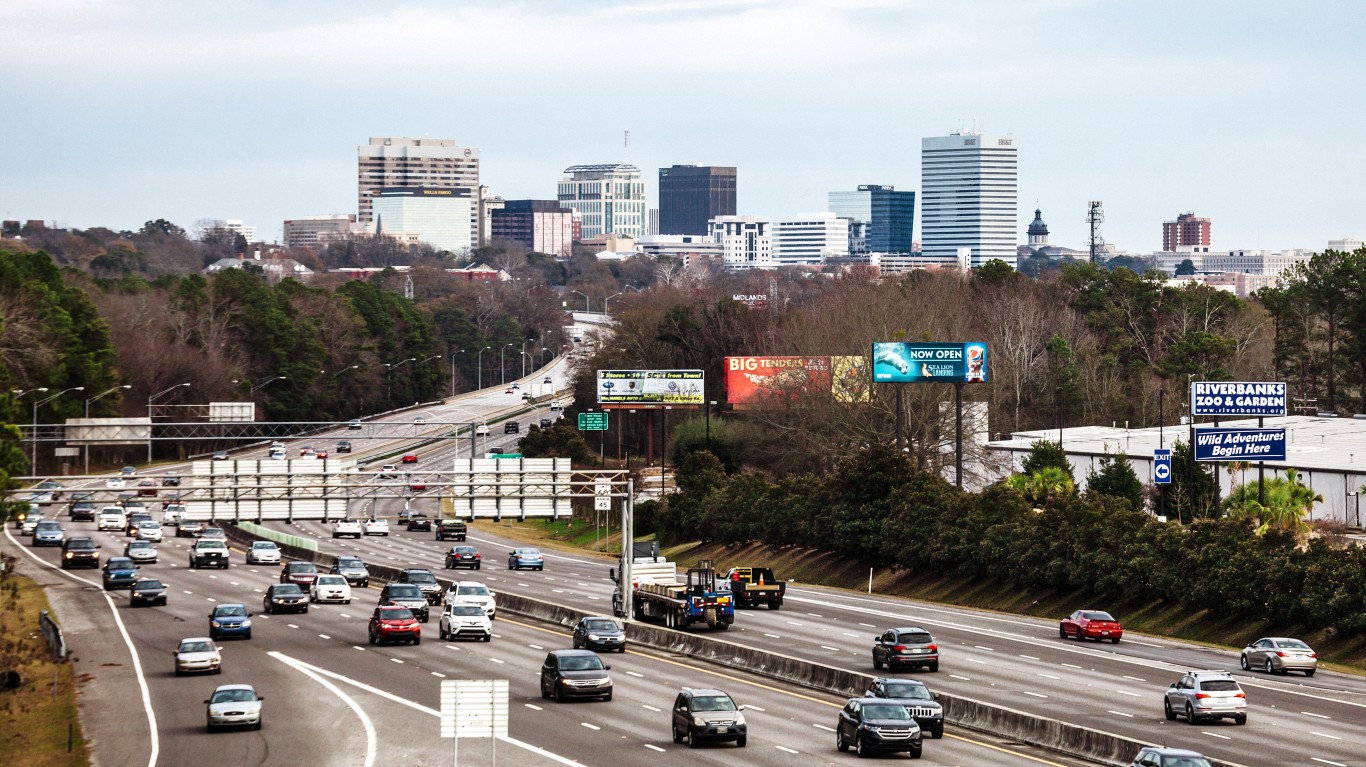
top-left (1087, 201), bottom-right (1104, 264)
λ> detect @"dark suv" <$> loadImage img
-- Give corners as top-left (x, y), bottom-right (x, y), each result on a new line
top-left (378, 583), bottom-right (430, 622)
top-left (865, 677), bottom-right (944, 738)
top-left (398, 568), bottom-right (443, 605)
top-left (435, 519), bottom-right (467, 542)
top-left (539, 649), bottom-right (612, 702)
top-left (61, 537), bottom-right (101, 569)
top-left (69, 501), bottom-right (96, 522)
top-left (280, 561), bottom-right (319, 588)
top-left (872, 626), bottom-right (939, 672)
top-left (330, 556), bottom-right (370, 588)
top-left (671, 687), bottom-right (746, 748)
top-left (836, 697), bottom-right (923, 758)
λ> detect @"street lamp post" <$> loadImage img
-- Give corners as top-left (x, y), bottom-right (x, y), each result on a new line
top-left (605, 292), bottom-right (622, 314)
top-left (84, 385), bottom-right (131, 474)
top-left (31, 387), bottom-right (83, 471)
top-left (12, 389), bottom-right (49, 466)
top-left (328, 365), bottom-right (360, 378)
top-left (570, 290), bottom-right (589, 313)
top-left (384, 358), bottom-right (417, 404)
top-left (476, 346), bottom-right (492, 390)
top-left (520, 340), bottom-right (529, 379)
top-left (250, 376), bottom-right (286, 395)
top-left (500, 344), bottom-right (514, 385)
top-left (146, 383), bottom-right (191, 463)
top-left (449, 350), bottom-right (466, 397)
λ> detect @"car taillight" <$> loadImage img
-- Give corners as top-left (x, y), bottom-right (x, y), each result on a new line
top-left (926, 644), bottom-right (938, 651)
top-left (893, 645), bottom-right (906, 652)
top-left (1195, 693), bottom-right (1210, 699)
top-left (1235, 692), bottom-right (1245, 698)
top-left (474, 554), bottom-right (481, 559)
top-left (1276, 651), bottom-right (1286, 657)
top-left (1310, 653), bottom-right (1318, 658)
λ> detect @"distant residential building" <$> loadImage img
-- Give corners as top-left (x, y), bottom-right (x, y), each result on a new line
top-left (1162, 212), bottom-right (1212, 252)
top-left (557, 164), bottom-right (647, 239)
top-left (369, 187), bottom-right (474, 253)
top-left (357, 137), bottom-right (479, 237)
top-left (204, 256), bottom-right (314, 283)
top-left (770, 213), bottom-right (849, 266)
top-left (658, 165), bottom-right (737, 236)
top-left (283, 215), bottom-right (357, 249)
top-left (1328, 238), bottom-right (1364, 252)
top-left (490, 200), bottom-right (575, 258)
top-left (827, 184), bottom-right (915, 254)
top-left (202, 219), bottom-right (256, 244)
top-left (708, 215), bottom-right (771, 270)
top-left (921, 132), bottom-right (1018, 268)
top-left (477, 186), bottom-right (504, 247)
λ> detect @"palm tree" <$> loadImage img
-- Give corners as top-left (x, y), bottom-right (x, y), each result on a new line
top-left (1222, 468), bottom-right (1320, 536)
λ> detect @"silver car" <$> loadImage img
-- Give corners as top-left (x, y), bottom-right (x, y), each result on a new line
top-left (1164, 671), bottom-right (1247, 725)
top-left (1131, 747), bottom-right (1213, 767)
top-left (32, 520), bottom-right (65, 546)
top-left (245, 541), bottom-right (281, 565)
top-left (125, 540), bottom-right (158, 564)
top-left (1240, 637), bottom-right (1318, 677)
top-left (174, 637), bottom-right (222, 675)
top-left (205, 684), bottom-right (263, 730)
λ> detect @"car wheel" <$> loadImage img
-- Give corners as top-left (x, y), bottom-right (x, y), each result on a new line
top-left (687, 728), bottom-right (698, 748)
top-left (1075, 627), bottom-right (1085, 641)
top-left (1110, 637), bottom-right (1120, 644)
top-left (674, 724), bottom-right (684, 744)
top-left (604, 691), bottom-right (612, 702)
top-left (1234, 713), bottom-right (1247, 725)
top-left (1240, 653), bottom-right (1250, 670)
top-left (175, 667), bottom-right (184, 676)
top-left (368, 632), bottom-right (377, 645)
top-left (909, 745), bottom-right (922, 759)
top-left (1266, 658), bottom-right (1276, 675)
top-left (837, 729), bottom-right (848, 752)
top-left (1059, 624), bottom-right (1068, 639)
top-left (930, 724), bottom-right (943, 739)
top-left (856, 734), bottom-right (869, 758)
top-left (1305, 668), bottom-right (1316, 677)
top-left (873, 653), bottom-right (882, 670)
top-left (302, 606), bottom-right (309, 614)
top-left (735, 735), bottom-right (745, 747)
top-left (413, 635), bottom-right (421, 646)
top-left (619, 646), bottom-right (626, 653)
top-left (1185, 704), bottom-right (1198, 725)
top-left (540, 681), bottom-right (549, 700)
top-left (244, 631), bottom-right (251, 640)
top-left (344, 599), bottom-right (351, 605)
top-left (572, 637), bottom-right (579, 649)
top-left (552, 684), bottom-right (561, 703)
top-left (1164, 698), bottom-right (1175, 720)
top-left (214, 667), bottom-right (222, 675)
top-left (482, 634), bottom-right (491, 642)
top-left (928, 661), bottom-right (939, 672)
top-left (475, 563), bottom-right (480, 570)
top-left (253, 721), bottom-right (262, 731)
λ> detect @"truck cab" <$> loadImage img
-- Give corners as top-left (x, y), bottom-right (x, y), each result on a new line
top-left (724, 567), bottom-right (786, 610)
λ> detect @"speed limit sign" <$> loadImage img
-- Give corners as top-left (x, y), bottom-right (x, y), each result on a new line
top-left (1153, 449), bottom-right (1172, 484)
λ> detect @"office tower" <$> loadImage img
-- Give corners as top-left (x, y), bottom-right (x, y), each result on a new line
top-left (658, 165), bottom-right (737, 236)
top-left (1163, 213), bottom-right (1212, 252)
top-left (557, 164), bottom-right (647, 239)
top-left (770, 213), bottom-right (849, 266)
top-left (283, 215), bottom-right (357, 249)
top-left (201, 219), bottom-right (256, 243)
top-left (490, 200), bottom-right (575, 258)
top-left (921, 132), bottom-right (1018, 268)
top-left (357, 137), bottom-right (480, 237)
top-left (827, 184), bottom-right (915, 254)
top-left (369, 188), bottom-right (474, 253)
top-left (708, 215), bottom-right (771, 270)
top-left (477, 186), bottom-right (504, 247)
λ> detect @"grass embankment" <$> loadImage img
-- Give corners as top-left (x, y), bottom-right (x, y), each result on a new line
top-left (0, 566), bottom-right (89, 766)
top-left (482, 520), bottom-right (1366, 674)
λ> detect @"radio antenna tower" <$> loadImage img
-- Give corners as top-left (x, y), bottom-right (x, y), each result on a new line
top-left (1087, 201), bottom-right (1105, 264)
top-left (623, 129), bottom-right (630, 162)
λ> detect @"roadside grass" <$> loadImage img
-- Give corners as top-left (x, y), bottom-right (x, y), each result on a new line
top-left (0, 565), bottom-right (89, 767)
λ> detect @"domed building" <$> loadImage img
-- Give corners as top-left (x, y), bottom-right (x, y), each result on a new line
top-left (1027, 209), bottom-right (1049, 248)
top-left (1018, 207), bottom-right (1086, 263)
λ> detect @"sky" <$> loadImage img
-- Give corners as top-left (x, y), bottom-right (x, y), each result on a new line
top-left (2, 0), bottom-right (1362, 252)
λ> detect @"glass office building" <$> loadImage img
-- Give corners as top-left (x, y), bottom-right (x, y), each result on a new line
top-left (828, 184), bottom-right (915, 254)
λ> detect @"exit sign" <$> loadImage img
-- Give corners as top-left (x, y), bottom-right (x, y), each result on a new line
top-left (578, 412), bottom-right (609, 431)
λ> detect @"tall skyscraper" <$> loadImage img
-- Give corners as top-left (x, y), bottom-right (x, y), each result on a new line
top-left (1163, 213), bottom-right (1212, 252)
top-left (920, 132), bottom-right (1018, 268)
top-left (357, 137), bottom-right (480, 235)
top-left (370, 188), bottom-right (474, 253)
top-left (828, 184), bottom-right (916, 254)
top-left (658, 165), bottom-right (737, 236)
top-left (557, 164), bottom-right (647, 239)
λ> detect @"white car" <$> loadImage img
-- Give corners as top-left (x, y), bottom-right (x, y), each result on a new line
top-left (378, 464), bottom-right (398, 479)
top-left (105, 477), bottom-right (126, 489)
top-left (309, 574), bottom-right (352, 604)
top-left (97, 506), bottom-right (127, 532)
top-left (174, 637), bottom-right (222, 675)
top-left (268, 448), bottom-right (286, 460)
top-left (445, 581), bottom-right (496, 619)
top-left (136, 520), bottom-right (164, 542)
top-left (21, 514), bottom-right (43, 535)
top-left (245, 541), bottom-right (281, 565)
top-left (361, 518), bottom-right (390, 536)
top-left (162, 504), bottom-right (185, 525)
top-left (475, 423), bottom-right (490, 436)
top-left (205, 684), bottom-right (263, 731)
top-left (332, 519), bottom-right (362, 539)
top-left (439, 602), bottom-right (493, 641)
top-left (125, 540), bottom-right (158, 564)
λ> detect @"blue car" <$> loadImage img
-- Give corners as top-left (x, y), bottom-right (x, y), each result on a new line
top-left (102, 557), bottom-right (140, 590)
top-left (507, 547), bottom-right (544, 571)
top-left (209, 603), bottom-right (253, 640)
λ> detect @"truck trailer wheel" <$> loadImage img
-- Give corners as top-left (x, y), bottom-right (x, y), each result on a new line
top-left (704, 607), bottom-right (718, 628)
top-left (768, 600), bottom-right (782, 610)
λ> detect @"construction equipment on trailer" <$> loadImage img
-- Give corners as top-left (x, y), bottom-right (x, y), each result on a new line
top-left (611, 555), bottom-right (734, 630)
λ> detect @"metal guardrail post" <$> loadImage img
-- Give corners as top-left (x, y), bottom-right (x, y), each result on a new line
top-left (38, 610), bottom-right (67, 660)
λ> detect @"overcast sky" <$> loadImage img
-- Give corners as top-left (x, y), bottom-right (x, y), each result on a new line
top-left (2, 0), bottom-right (1361, 252)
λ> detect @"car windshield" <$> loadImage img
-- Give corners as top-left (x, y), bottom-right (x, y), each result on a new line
top-left (407, 572), bottom-right (436, 584)
top-left (863, 704), bottom-right (912, 720)
top-left (179, 641), bottom-right (215, 653)
top-left (203, 528), bottom-right (224, 537)
top-left (253, 542), bottom-right (277, 550)
top-left (198, 541), bottom-right (227, 550)
top-left (1277, 639), bottom-right (1311, 649)
top-left (449, 605), bottom-right (483, 616)
top-left (1162, 759), bottom-right (1213, 767)
top-left (68, 539), bottom-right (96, 549)
top-left (215, 605), bottom-right (248, 617)
top-left (883, 683), bottom-right (932, 700)
top-left (381, 609), bottom-right (414, 620)
top-left (897, 632), bottom-right (932, 644)
top-left (135, 580), bottom-right (163, 590)
top-left (129, 541), bottom-right (152, 549)
top-left (288, 563), bottom-right (317, 573)
top-left (139, 521), bottom-right (158, 528)
top-left (389, 585), bottom-right (421, 598)
top-left (692, 695), bottom-right (737, 712)
top-left (517, 549), bottom-right (540, 557)
top-left (36, 522), bottom-right (60, 530)
top-left (559, 656), bottom-right (604, 671)
top-left (584, 619), bottom-right (617, 631)
top-left (316, 576), bottom-right (345, 586)
top-left (457, 585), bottom-right (489, 597)
top-left (337, 558), bottom-right (364, 568)
top-left (1200, 680), bottom-right (1241, 692)
top-left (108, 558), bottom-right (135, 568)
top-left (454, 547), bottom-right (475, 554)
top-left (274, 584), bottom-right (303, 595)
top-left (1082, 611), bottom-right (1115, 621)
top-left (211, 689), bottom-right (257, 704)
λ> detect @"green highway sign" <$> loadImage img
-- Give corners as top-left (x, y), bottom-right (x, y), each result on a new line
top-left (488, 453), bottom-right (522, 459)
top-left (578, 412), bottom-right (609, 431)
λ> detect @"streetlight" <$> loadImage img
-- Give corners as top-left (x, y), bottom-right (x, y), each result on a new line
top-left (520, 339), bottom-right (530, 379)
top-left (146, 383), bottom-right (190, 463)
top-left (570, 290), bottom-right (589, 313)
top-left (476, 346), bottom-right (492, 390)
top-left (32, 387), bottom-right (83, 470)
top-left (250, 376), bottom-right (286, 395)
top-left (328, 365), bottom-right (360, 378)
top-left (384, 358), bottom-right (417, 403)
top-left (449, 349), bottom-right (466, 397)
top-left (625, 285), bottom-right (642, 293)
top-left (500, 343), bottom-right (514, 385)
top-left (605, 292), bottom-right (623, 313)
top-left (84, 385), bottom-right (131, 474)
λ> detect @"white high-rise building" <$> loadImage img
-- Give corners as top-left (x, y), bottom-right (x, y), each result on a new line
top-left (708, 215), bottom-right (772, 270)
top-left (202, 219), bottom-right (256, 243)
top-left (770, 213), bottom-right (849, 266)
top-left (557, 164), bottom-right (647, 239)
top-left (921, 132), bottom-right (1018, 268)
top-left (370, 188), bottom-right (474, 254)
top-left (357, 137), bottom-right (480, 236)
top-left (283, 214), bottom-right (357, 249)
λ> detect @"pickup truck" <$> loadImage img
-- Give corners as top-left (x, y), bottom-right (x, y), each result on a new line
top-left (189, 539), bottom-right (230, 569)
top-left (724, 567), bottom-right (786, 610)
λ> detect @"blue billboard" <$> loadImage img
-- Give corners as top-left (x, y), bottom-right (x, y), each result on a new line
top-left (1190, 381), bottom-right (1287, 417)
top-left (1193, 428), bottom-right (1287, 462)
top-left (872, 342), bottom-right (988, 384)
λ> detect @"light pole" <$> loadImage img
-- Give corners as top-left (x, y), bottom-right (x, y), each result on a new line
top-left (605, 292), bottom-right (622, 314)
top-left (413, 356), bottom-right (440, 404)
top-left (449, 350), bottom-right (466, 397)
top-left (31, 387), bottom-right (82, 471)
top-left (146, 383), bottom-right (190, 463)
top-left (384, 358), bottom-right (417, 404)
top-left (570, 290), bottom-right (589, 313)
top-left (84, 385), bottom-right (131, 474)
top-left (328, 365), bottom-right (360, 378)
top-left (500, 343), bottom-right (514, 385)
top-left (476, 346), bottom-right (492, 390)
top-left (250, 376), bottom-right (286, 395)
top-left (625, 285), bottom-right (642, 293)
top-left (520, 340), bottom-right (529, 378)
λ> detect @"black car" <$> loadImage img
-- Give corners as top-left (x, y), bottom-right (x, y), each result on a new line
top-left (263, 583), bottom-right (309, 614)
top-left (331, 556), bottom-right (370, 588)
top-left (872, 626), bottom-right (939, 672)
top-left (444, 545), bottom-right (481, 570)
top-left (162, 476), bottom-right (182, 487)
top-left (503, 421), bottom-right (520, 434)
top-left (865, 678), bottom-right (944, 738)
top-left (68, 501), bottom-right (96, 521)
top-left (398, 568), bottom-right (443, 604)
top-left (671, 687), bottom-right (746, 747)
top-left (836, 697), bottom-right (922, 758)
top-left (538, 417), bottom-right (552, 428)
top-left (60, 537), bottom-right (101, 569)
top-left (539, 649), bottom-right (612, 702)
top-left (130, 578), bottom-right (168, 607)
top-left (406, 515), bottom-right (432, 532)
top-left (336, 441), bottom-right (352, 453)
top-left (378, 583), bottom-right (430, 622)
top-left (572, 616), bottom-right (626, 653)
top-left (435, 519), bottom-right (467, 542)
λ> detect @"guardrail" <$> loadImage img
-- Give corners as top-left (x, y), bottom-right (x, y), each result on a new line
top-left (38, 610), bottom-right (66, 660)
top-left (234, 521), bottom-right (318, 552)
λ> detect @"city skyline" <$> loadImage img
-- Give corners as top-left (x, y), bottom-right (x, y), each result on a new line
top-left (2, 0), bottom-right (1361, 253)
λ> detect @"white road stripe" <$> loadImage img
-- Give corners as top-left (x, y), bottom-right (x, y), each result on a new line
top-left (949, 674), bottom-right (972, 681)
top-left (641, 704), bottom-right (661, 712)
top-left (1107, 710), bottom-right (1134, 718)
top-left (812, 723), bottom-right (836, 732)
top-left (626, 671), bottom-right (644, 678)
top-left (1037, 673), bottom-right (1060, 680)
top-left (319, 635), bottom-right (331, 640)
top-left (1019, 655), bottom-right (1039, 660)
top-left (776, 746), bottom-right (799, 753)
top-left (581, 723), bottom-right (600, 730)
top-left (1201, 732), bottom-right (1231, 740)
top-left (1114, 690), bottom-right (1142, 698)
top-left (1122, 675), bottom-right (1146, 682)
top-left (644, 744), bottom-right (666, 752)
top-left (1310, 731), bottom-right (1342, 740)
top-left (525, 704), bottom-right (543, 711)
top-left (390, 658), bottom-right (404, 664)
top-left (271, 652), bottom-right (377, 767)
top-left (1022, 692), bottom-right (1049, 698)
top-left (1310, 758), bottom-right (1346, 767)
top-left (1303, 711), bottom-right (1331, 719)
top-left (820, 645), bottom-right (842, 652)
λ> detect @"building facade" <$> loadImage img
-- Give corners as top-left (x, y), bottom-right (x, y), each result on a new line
top-left (827, 184), bottom-right (915, 254)
top-left (283, 214), bottom-right (357, 249)
top-left (1162, 213), bottom-right (1212, 252)
top-left (202, 219), bottom-right (256, 244)
top-left (708, 215), bottom-right (772, 270)
top-left (921, 132), bottom-right (1018, 268)
top-left (477, 186), bottom-right (504, 247)
top-left (369, 187), bottom-right (474, 253)
top-left (770, 213), bottom-right (849, 266)
top-left (557, 164), bottom-right (647, 239)
top-left (658, 165), bottom-right (737, 236)
top-left (357, 137), bottom-right (480, 235)
top-left (490, 200), bottom-right (575, 258)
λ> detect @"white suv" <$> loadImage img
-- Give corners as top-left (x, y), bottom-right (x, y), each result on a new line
top-left (445, 581), bottom-right (496, 619)
top-left (1164, 671), bottom-right (1247, 725)
top-left (332, 519), bottom-right (362, 539)
top-left (439, 602), bottom-right (493, 641)
top-left (97, 506), bottom-right (127, 532)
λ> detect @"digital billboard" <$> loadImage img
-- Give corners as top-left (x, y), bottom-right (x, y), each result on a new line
top-left (871, 342), bottom-right (988, 384)
top-left (1190, 381), bottom-right (1287, 417)
top-left (596, 370), bottom-right (704, 406)
top-left (724, 356), bottom-right (870, 407)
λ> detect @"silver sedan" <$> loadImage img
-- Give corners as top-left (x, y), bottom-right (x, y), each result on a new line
top-left (1240, 637), bottom-right (1318, 676)
top-left (205, 684), bottom-right (263, 730)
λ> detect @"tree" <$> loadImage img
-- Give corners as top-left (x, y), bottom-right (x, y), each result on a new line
top-left (139, 219), bottom-right (186, 238)
top-left (973, 259), bottom-right (1016, 286)
top-left (1174, 259), bottom-right (1196, 276)
top-left (1222, 468), bottom-right (1321, 536)
top-left (1021, 438), bottom-right (1073, 476)
top-left (1168, 439), bottom-right (1219, 523)
top-left (1085, 451), bottom-right (1144, 512)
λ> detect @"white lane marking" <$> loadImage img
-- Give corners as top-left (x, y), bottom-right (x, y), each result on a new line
top-left (1202, 732), bottom-right (1231, 740)
top-left (288, 624), bottom-right (300, 629)
top-left (963, 657), bottom-right (987, 664)
top-left (490, 658), bottom-right (505, 664)
top-left (206, 597), bottom-right (216, 602)
top-left (1303, 711), bottom-right (1331, 719)
top-left (974, 645), bottom-right (995, 651)
top-left (390, 658), bottom-right (404, 664)
top-left (1037, 673), bottom-right (1061, 680)
top-left (1310, 731), bottom-right (1343, 740)
top-left (1019, 655), bottom-right (1039, 660)
top-left (353, 646), bottom-right (365, 651)
top-left (776, 746), bottom-right (799, 754)
top-left (270, 652), bottom-right (377, 767)
top-left (525, 704), bottom-right (543, 711)
top-left (746, 705), bottom-right (766, 712)
top-left (807, 612), bottom-right (823, 618)
top-left (858, 622), bottom-right (876, 628)
top-left (183, 590), bottom-right (193, 595)
top-left (529, 644), bottom-right (543, 650)
top-left (1022, 692), bottom-right (1049, 698)
top-left (641, 704), bottom-right (661, 712)
top-left (340, 613), bottom-right (351, 619)
top-left (319, 635), bottom-right (331, 640)
top-left (1107, 710), bottom-right (1134, 718)
top-left (1114, 690), bottom-right (1142, 698)
top-left (1062, 663), bottom-right (1083, 669)
top-left (644, 744), bottom-right (666, 752)
top-left (4, 527), bottom-right (161, 767)
top-left (230, 582), bottom-right (240, 586)
top-left (813, 723), bottom-right (836, 731)
top-left (587, 596), bottom-right (600, 600)
top-left (763, 633), bottom-right (781, 639)
top-left (949, 675), bottom-right (972, 681)
top-left (1311, 758), bottom-right (1347, 767)
top-left (581, 723), bottom-right (600, 730)
top-left (431, 672), bottom-right (446, 678)
top-left (785, 621), bottom-right (803, 626)
top-left (820, 645), bottom-right (842, 652)
top-left (626, 671), bottom-right (645, 678)
top-left (842, 632), bottom-right (860, 638)
top-left (1122, 675), bottom-right (1146, 682)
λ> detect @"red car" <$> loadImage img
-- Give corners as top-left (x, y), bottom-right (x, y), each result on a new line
top-left (136, 479), bottom-right (159, 497)
top-left (1060, 610), bottom-right (1123, 643)
top-left (369, 606), bottom-right (421, 645)
top-left (401, 454), bottom-right (418, 464)
top-left (314, 450), bottom-right (329, 459)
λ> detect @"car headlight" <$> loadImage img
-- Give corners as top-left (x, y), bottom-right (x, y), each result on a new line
top-left (588, 634), bottom-right (600, 641)
top-left (64, 552), bottom-right (73, 559)
top-left (693, 716), bottom-right (707, 727)
top-left (241, 619), bottom-right (251, 627)
top-left (734, 713), bottom-right (746, 726)
top-left (212, 621), bottom-right (222, 628)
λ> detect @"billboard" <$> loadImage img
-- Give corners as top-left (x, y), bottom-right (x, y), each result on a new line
top-left (1190, 381), bottom-right (1287, 417)
top-left (724, 356), bottom-right (870, 406)
top-left (1193, 428), bottom-right (1287, 462)
top-left (871, 342), bottom-right (988, 384)
top-left (597, 370), bottom-right (704, 406)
